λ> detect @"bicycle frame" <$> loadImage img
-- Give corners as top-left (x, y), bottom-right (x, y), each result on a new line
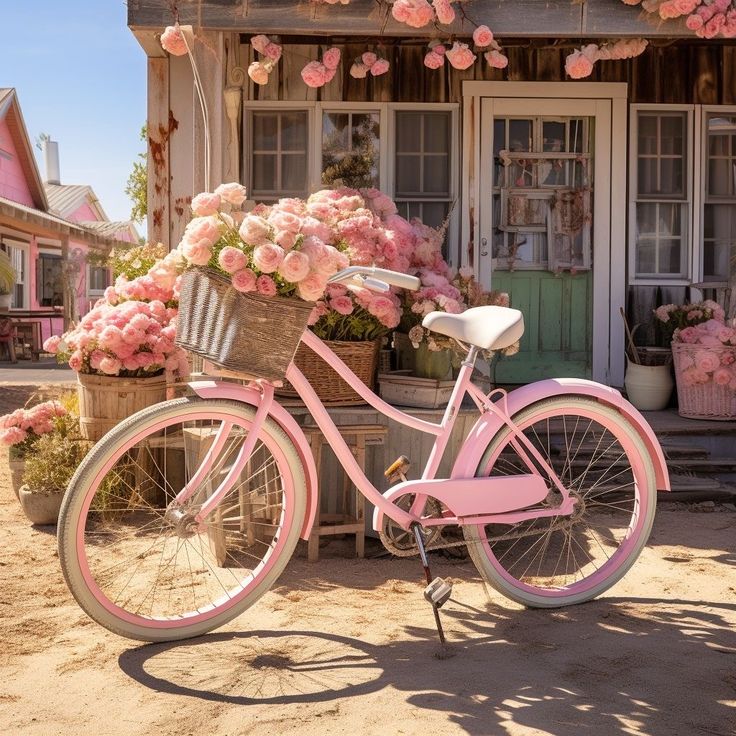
top-left (180, 329), bottom-right (575, 533)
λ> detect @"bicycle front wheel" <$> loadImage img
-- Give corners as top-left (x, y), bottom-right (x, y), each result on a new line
top-left (463, 397), bottom-right (657, 608)
top-left (58, 397), bottom-right (307, 642)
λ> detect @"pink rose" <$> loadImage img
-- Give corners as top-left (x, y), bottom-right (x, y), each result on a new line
top-left (269, 210), bottom-right (303, 233)
top-left (695, 350), bottom-right (720, 373)
top-left (218, 246), bottom-right (248, 274)
top-left (275, 230), bottom-right (298, 250)
top-left (485, 50), bottom-right (509, 69)
top-left (160, 26), bottom-right (187, 56)
top-left (231, 269), bottom-right (257, 293)
top-left (565, 49), bottom-right (595, 79)
top-left (43, 335), bottom-right (62, 354)
top-left (297, 273), bottom-right (328, 302)
top-left (256, 275), bottom-right (277, 297)
top-left (473, 25), bottom-right (494, 47)
top-left (264, 43), bottom-right (282, 62)
top-left (302, 61), bottom-right (328, 88)
top-left (248, 61), bottom-right (271, 86)
top-left (0, 426), bottom-right (28, 446)
top-left (99, 356), bottom-right (122, 376)
top-left (239, 215), bottom-right (271, 245)
top-left (392, 0), bottom-right (434, 28)
top-left (330, 295), bottom-right (354, 316)
top-left (371, 58), bottom-right (390, 76)
top-left (182, 215), bottom-right (221, 249)
top-left (424, 51), bottom-right (445, 70)
top-left (350, 61), bottom-right (369, 79)
top-left (446, 42), bottom-right (476, 70)
top-left (191, 192), bottom-right (221, 217)
top-left (214, 182), bottom-right (248, 207)
top-left (433, 0), bottom-right (455, 24)
top-left (323, 47), bottom-right (341, 70)
top-left (181, 241), bottom-right (212, 267)
top-left (713, 367), bottom-right (732, 386)
top-left (362, 51), bottom-right (378, 68)
top-left (250, 34), bottom-right (270, 54)
top-left (278, 251), bottom-right (311, 283)
top-left (253, 244), bottom-right (285, 273)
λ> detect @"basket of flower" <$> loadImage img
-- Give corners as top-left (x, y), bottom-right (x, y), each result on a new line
top-left (670, 315), bottom-right (736, 420)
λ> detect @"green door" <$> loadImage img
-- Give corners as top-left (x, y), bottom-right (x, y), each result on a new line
top-left (484, 110), bottom-right (595, 383)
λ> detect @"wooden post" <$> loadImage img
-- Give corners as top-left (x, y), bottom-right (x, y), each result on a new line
top-left (147, 56), bottom-right (171, 247)
top-left (60, 234), bottom-right (74, 331)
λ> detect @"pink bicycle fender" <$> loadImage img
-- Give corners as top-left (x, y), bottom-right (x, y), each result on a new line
top-left (454, 378), bottom-right (671, 491)
top-left (188, 380), bottom-right (319, 539)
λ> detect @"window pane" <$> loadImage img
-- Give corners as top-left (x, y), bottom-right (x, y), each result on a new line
top-left (252, 114), bottom-right (278, 151)
top-left (660, 115), bottom-right (685, 155)
top-left (704, 203), bottom-right (736, 279)
top-left (659, 240), bottom-right (682, 274)
top-left (423, 155), bottom-right (450, 195)
top-left (395, 154), bottom-right (421, 195)
top-left (638, 116), bottom-right (658, 155)
top-left (568, 118), bottom-right (585, 153)
top-left (322, 111), bottom-right (379, 189)
top-left (253, 154), bottom-right (277, 192)
top-left (509, 119), bottom-right (532, 152)
top-left (637, 203), bottom-right (657, 236)
top-left (282, 154), bottom-right (307, 192)
top-left (637, 158), bottom-right (658, 196)
top-left (542, 121), bottom-right (565, 152)
top-left (281, 112), bottom-right (307, 151)
top-left (636, 240), bottom-right (656, 274)
top-left (38, 254), bottom-right (63, 306)
top-left (659, 158), bottom-right (684, 197)
top-left (658, 202), bottom-right (681, 237)
top-left (423, 113), bottom-right (449, 153)
top-left (396, 113), bottom-right (421, 152)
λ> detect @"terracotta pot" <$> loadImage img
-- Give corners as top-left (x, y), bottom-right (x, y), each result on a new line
top-left (18, 485), bottom-right (63, 525)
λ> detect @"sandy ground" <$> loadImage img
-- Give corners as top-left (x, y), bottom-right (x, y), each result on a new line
top-left (0, 387), bottom-right (735, 736)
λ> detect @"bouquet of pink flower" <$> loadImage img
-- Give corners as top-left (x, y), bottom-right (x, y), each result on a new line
top-left (654, 300), bottom-right (725, 342)
top-left (673, 317), bottom-right (736, 390)
top-left (44, 298), bottom-right (189, 378)
top-left (0, 400), bottom-right (68, 457)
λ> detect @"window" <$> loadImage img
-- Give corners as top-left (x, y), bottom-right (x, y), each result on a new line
top-left (1, 242), bottom-right (27, 309)
top-left (88, 265), bottom-right (111, 295)
top-left (321, 110), bottom-right (380, 189)
top-left (703, 112), bottom-right (736, 280)
top-left (632, 111), bottom-right (690, 279)
top-left (248, 110), bottom-right (309, 202)
top-left (36, 253), bottom-right (63, 307)
top-left (394, 110), bottom-right (453, 228)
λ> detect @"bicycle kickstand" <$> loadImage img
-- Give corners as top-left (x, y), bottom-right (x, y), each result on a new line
top-left (411, 524), bottom-right (455, 658)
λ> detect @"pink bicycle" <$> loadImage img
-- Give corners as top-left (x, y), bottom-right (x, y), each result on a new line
top-left (58, 265), bottom-right (670, 642)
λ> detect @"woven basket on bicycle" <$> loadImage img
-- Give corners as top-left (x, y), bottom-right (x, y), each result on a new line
top-left (175, 268), bottom-right (314, 382)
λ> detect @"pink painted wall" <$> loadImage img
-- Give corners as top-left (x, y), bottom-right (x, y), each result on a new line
top-left (67, 201), bottom-right (98, 224)
top-left (0, 119), bottom-right (35, 206)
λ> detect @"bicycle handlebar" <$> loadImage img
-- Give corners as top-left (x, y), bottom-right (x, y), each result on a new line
top-left (328, 266), bottom-right (421, 292)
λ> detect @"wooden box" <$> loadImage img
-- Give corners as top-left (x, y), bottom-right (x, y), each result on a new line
top-left (378, 371), bottom-right (455, 409)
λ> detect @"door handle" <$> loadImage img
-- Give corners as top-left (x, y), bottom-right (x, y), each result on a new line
top-left (481, 237), bottom-right (488, 256)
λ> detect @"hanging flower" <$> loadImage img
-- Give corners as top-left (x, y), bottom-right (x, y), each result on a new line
top-left (484, 49), bottom-right (509, 69)
top-left (302, 47), bottom-right (341, 88)
top-left (160, 25), bottom-right (188, 56)
top-left (446, 41), bottom-right (476, 70)
top-left (350, 61), bottom-right (369, 78)
top-left (473, 25), bottom-right (494, 47)
top-left (565, 48), bottom-right (596, 79)
top-left (392, 0), bottom-right (435, 28)
top-left (371, 58), bottom-right (390, 76)
top-left (424, 50), bottom-right (445, 69)
top-left (248, 60), bottom-right (274, 85)
top-left (432, 0), bottom-right (456, 24)
top-left (323, 47), bottom-right (342, 70)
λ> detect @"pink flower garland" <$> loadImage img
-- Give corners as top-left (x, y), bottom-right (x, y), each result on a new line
top-left (302, 47), bottom-right (341, 88)
top-left (620, 0), bottom-right (736, 39)
top-left (350, 51), bottom-right (390, 78)
top-left (565, 39), bottom-right (648, 79)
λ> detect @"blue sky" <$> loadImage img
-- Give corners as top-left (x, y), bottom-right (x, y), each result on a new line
top-left (0, 1), bottom-right (146, 222)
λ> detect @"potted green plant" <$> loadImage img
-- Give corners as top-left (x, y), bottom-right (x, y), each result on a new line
top-left (18, 402), bottom-right (90, 525)
top-left (0, 249), bottom-right (15, 311)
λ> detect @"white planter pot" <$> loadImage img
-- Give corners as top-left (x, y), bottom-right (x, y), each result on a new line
top-left (0, 293), bottom-right (11, 311)
top-left (624, 360), bottom-right (674, 411)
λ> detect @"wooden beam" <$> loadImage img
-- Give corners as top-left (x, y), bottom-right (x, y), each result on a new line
top-left (128, 0), bottom-right (704, 38)
top-left (147, 56), bottom-right (172, 247)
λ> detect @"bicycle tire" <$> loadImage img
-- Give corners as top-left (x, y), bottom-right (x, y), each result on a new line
top-left (58, 396), bottom-right (307, 642)
top-left (463, 396), bottom-right (657, 608)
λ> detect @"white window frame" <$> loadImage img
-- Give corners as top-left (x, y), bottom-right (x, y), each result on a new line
top-left (243, 103), bottom-right (315, 204)
top-left (87, 264), bottom-right (112, 298)
top-left (242, 101), bottom-right (460, 266)
top-left (697, 104), bottom-right (736, 283)
top-left (1, 238), bottom-right (30, 310)
top-left (628, 103), bottom-right (695, 286)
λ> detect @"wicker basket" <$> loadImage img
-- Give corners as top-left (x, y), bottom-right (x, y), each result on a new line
top-left (672, 343), bottom-right (736, 420)
top-left (277, 339), bottom-right (381, 406)
top-left (176, 268), bottom-right (313, 382)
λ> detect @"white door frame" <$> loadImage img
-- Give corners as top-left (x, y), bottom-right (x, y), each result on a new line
top-left (461, 81), bottom-right (628, 386)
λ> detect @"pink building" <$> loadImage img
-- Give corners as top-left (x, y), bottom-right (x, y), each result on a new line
top-left (0, 88), bottom-right (137, 347)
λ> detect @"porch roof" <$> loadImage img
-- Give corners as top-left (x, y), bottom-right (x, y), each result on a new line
top-left (0, 195), bottom-right (134, 250)
top-left (128, 0), bottom-right (694, 39)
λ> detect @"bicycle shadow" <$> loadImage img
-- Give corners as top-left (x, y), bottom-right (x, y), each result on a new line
top-left (118, 596), bottom-right (736, 735)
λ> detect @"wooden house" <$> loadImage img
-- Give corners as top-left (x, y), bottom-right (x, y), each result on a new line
top-left (128, 0), bottom-right (736, 386)
top-left (0, 88), bottom-right (137, 346)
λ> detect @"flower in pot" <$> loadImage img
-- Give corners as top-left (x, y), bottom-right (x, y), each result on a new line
top-left (1, 398), bottom-right (69, 500)
top-left (17, 400), bottom-right (89, 525)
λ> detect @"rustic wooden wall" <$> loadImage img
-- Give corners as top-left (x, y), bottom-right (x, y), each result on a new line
top-left (245, 38), bottom-right (736, 105)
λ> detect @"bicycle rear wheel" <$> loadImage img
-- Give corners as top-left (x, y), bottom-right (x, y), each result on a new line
top-left (463, 397), bottom-right (657, 608)
top-left (58, 397), bottom-right (306, 641)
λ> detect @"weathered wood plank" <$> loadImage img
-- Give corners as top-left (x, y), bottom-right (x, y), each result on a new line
top-left (133, 0), bottom-right (699, 38)
top-left (146, 56), bottom-right (171, 246)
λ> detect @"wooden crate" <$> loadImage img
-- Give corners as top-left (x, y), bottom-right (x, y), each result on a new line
top-left (378, 371), bottom-right (456, 409)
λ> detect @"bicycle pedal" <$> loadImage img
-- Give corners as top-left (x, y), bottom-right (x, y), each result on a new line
top-left (384, 455), bottom-right (411, 484)
top-left (424, 577), bottom-right (453, 609)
